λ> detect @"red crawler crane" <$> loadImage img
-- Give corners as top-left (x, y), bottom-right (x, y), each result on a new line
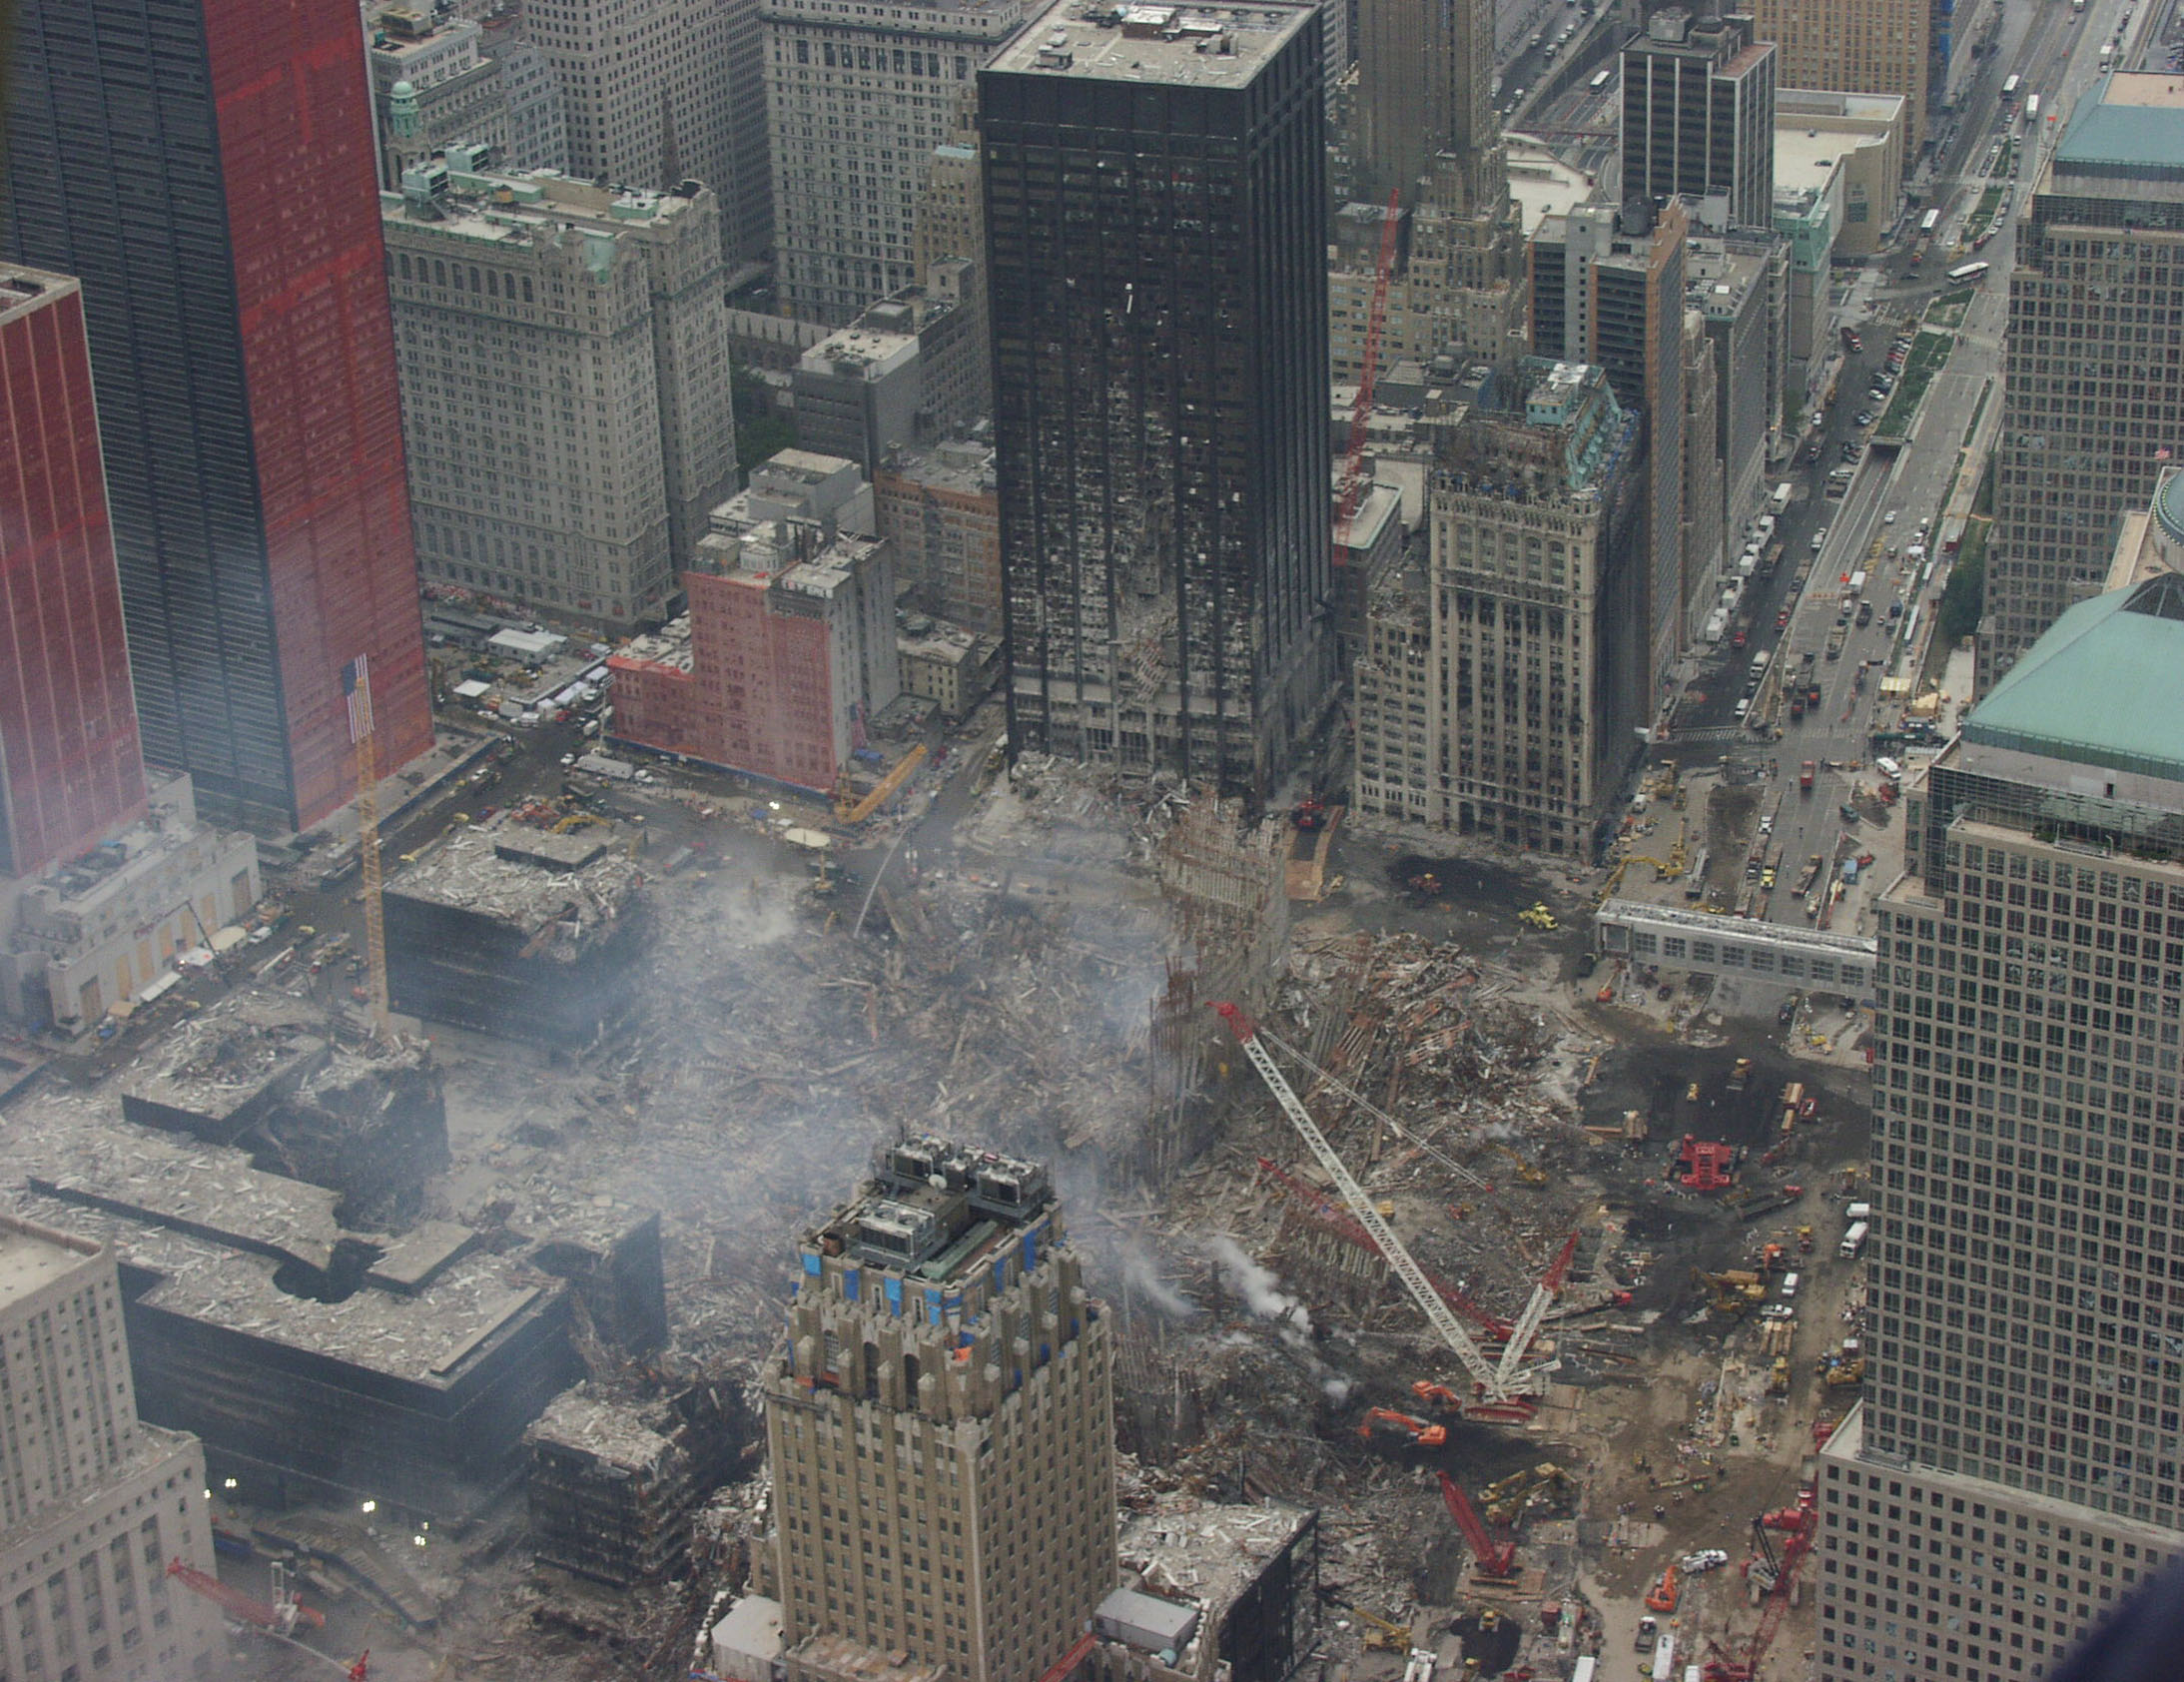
top-left (1437, 1472), bottom-right (1520, 1579)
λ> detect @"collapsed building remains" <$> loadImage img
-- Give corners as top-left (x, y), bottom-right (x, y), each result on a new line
top-left (0, 996), bottom-right (668, 1517)
top-left (525, 1379), bottom-right (748, 1587)
top-left (383, 816), bottom-right (648, 1042)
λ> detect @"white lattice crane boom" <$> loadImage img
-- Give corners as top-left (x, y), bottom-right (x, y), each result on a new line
top-left (1215, 1002), bottom-right (1512, 1396)
top-left (1491, 1228), bottom-right (1581, 1391)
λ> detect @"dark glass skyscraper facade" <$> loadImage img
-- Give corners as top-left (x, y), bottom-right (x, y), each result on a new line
top-left (3, 0), bottom-right (431, 832)
top-left (981, 1), bottom-right (1335, 799)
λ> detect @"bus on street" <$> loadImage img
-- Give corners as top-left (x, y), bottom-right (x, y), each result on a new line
top-left (2002, 74), bottom-right (2022, 105)
top-left (1589, 68), bottom-right (1612, 92)
top-left (1948, 261), bottom-right (1991, 283)
top-left (1919, 208), bottom-right (1941, 237)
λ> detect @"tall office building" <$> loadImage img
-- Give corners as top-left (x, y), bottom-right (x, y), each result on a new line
top-left (1352, 361), bottom-right (1646, 853)
top-left (982, 0), bottom-right (1336, 798)
top-left (1, 0), bottom-right (432, 834)
top-left (765, 0), bottom-right (1030, 325)
top-left (1531, 198), bottom-right (1691, 699)
top-left (763, 1137), bottom-right (1114, 1682)
top-left (524, 0), bottom-right (772, 263)
top-left (1981, 75), bottom-right (2184, 689)
top-left (0, 1211), bottom-right (227, 1682)
top-left (0, 268), bottom-right (147, 879)
top-left (1747, 0), bottom-right (1928, 152)
top-left (1817, 574), bottom-right (2184, 1682)
top-left (1619, 8), bottom-right (1777, 230)
top-left (382, 159), bottom-right (738, 630)
top-left (1352, 0), bottom-right (1495, 212)
top-left (1688, 229), bottom-right (1790, 522)
top-left (1681, 308), bottom-right (1726, 637)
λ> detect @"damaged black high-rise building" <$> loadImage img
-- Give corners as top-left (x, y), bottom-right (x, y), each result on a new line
top-left (982, 1), bottom-right (1336, 799)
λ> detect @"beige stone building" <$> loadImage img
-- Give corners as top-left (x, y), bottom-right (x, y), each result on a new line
top-left (1748, 0), bottom-right (1928, 152)
top-left (876, 441), bottom-right (1002, 635)
top-left (1681, 308), bottom-right (1725, 648)
top-left (382, 161), bottom-right (738, 630)
top-left (1775, 89), bottom-right (1908, 259)
top-left (764, 0), bottom-right (1029, 324)
top-left (523, 0), bottom-right (771, 261)
top-left (762, 1139), bottom-right (1114, 1682)
top-left (0, 1213), bottom-right (227, 1682)
top-left (1353, 362), bottom-right (1647, 856)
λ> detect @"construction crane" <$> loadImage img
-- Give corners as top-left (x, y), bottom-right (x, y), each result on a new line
top-left (1254, 1157), bottom-right (1515, 1341)
top-left (1214, 1003), bottom-right (1543, 1413)
top-left (833, 742), bottom-right (927, 825)
top-left (1705, 1503), bottom-right (1818, 1681)
top-left (1489, 1229), bottom-right (1581, 1394)
top-left (1249, 1023), bottom-right (1493, 1193)
top-left (1335, 189), bottom-right (1402, 554)
top-left (1036, 1630), bottom-right (1097, 1682)
top-left (1436, 1472), bottom-right (1519, 1579)
top-left (342, 657), bottom-right (391, 1037)
top-left (167, 1557), bottom-right (326, 1633)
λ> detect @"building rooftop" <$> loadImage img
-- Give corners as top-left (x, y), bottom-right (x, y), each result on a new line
top-left (879, 439), bottom-right (998, 495)
top-left (802, 1136), bottom-right (1053, 1285)
top-left (382, 159), bottom-right (709, 250)
top-left (0, 1211), bottom-right (99, 1308)
top-left (987, 1), bottom-right (1313, 86)
top-left (385, 815), bottom-right (644, 938)
top-left (0, 264), bottom-right (79, 328)
top-left (1964, 574), bottom-right (2184, 783)
top-left (1773, 122), bottom-right (1849, 198)
top-left (799, 322), bottom-right (918, 382)
top-left (2053, 73), bottom-right (2184, 181)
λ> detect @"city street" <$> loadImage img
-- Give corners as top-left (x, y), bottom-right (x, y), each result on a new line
top-left (1657, 0), bottom-right (2136, 941)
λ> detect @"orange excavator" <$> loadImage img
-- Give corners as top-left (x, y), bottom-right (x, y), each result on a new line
top-left (1645, 1563), bottom-right (1682, 1613)
top-left (1358, 1407), bottom-right (1449, 1447)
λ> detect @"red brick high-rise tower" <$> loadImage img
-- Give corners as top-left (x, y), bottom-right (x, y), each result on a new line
top-left (0, 267), bottom-right (149, 876)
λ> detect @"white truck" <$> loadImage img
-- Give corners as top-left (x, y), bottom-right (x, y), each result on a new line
top-left (1840, 1220), bottom-right (1870, 1259)
top-left (1771, 482), bottom-right (1793, 514)
top-left (573, 752), bottom-right (636, 781)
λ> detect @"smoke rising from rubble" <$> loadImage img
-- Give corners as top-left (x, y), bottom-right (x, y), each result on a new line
top-left (1206, 1236), bottom-right (1312, 1338)
top-left (1115, 1244), bottom-right (1201, 1320)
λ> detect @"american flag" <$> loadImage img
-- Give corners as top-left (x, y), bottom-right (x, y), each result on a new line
top-left (342, 655), bottom-right (374, 744)
top-left (2157, 446), bottom-right (2173, 462)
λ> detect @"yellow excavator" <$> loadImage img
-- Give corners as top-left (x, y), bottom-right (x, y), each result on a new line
top-left (1349, 1607), bottom-right (1413, 1654)
top-left (1488, 1141), bottom-right (1550, 1187)
top-left (1692, 1266), bottom-right (1768, 1315)
top-left (552, 811), bottom-right (610, 834)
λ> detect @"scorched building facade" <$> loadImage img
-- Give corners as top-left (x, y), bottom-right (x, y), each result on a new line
top-left (982, 0), bottom-right (1335, 800)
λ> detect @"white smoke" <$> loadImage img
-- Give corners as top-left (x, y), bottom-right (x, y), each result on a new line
top-left (1206, 1236), bottom-right (1313, 1337)
top-left (1116, 1245), bottom-right (1201, 1321)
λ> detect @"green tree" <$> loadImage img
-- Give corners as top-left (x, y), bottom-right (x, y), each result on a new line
top-left (733, 363), bottom-right (795, 472)
top-left (1938, 533), bottom-right (1986, 642)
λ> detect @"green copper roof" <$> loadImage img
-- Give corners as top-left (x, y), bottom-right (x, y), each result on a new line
top-left (2156, 470), bottom-right (2184, 544)
top-left (1965, 574), bottom-right (2184, 781)
top-left (2053, 77), bottom-right (2184, 174)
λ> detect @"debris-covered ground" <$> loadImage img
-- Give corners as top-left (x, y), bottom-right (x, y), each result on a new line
top-left (134, 759), bottom-right (1870, 1682)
